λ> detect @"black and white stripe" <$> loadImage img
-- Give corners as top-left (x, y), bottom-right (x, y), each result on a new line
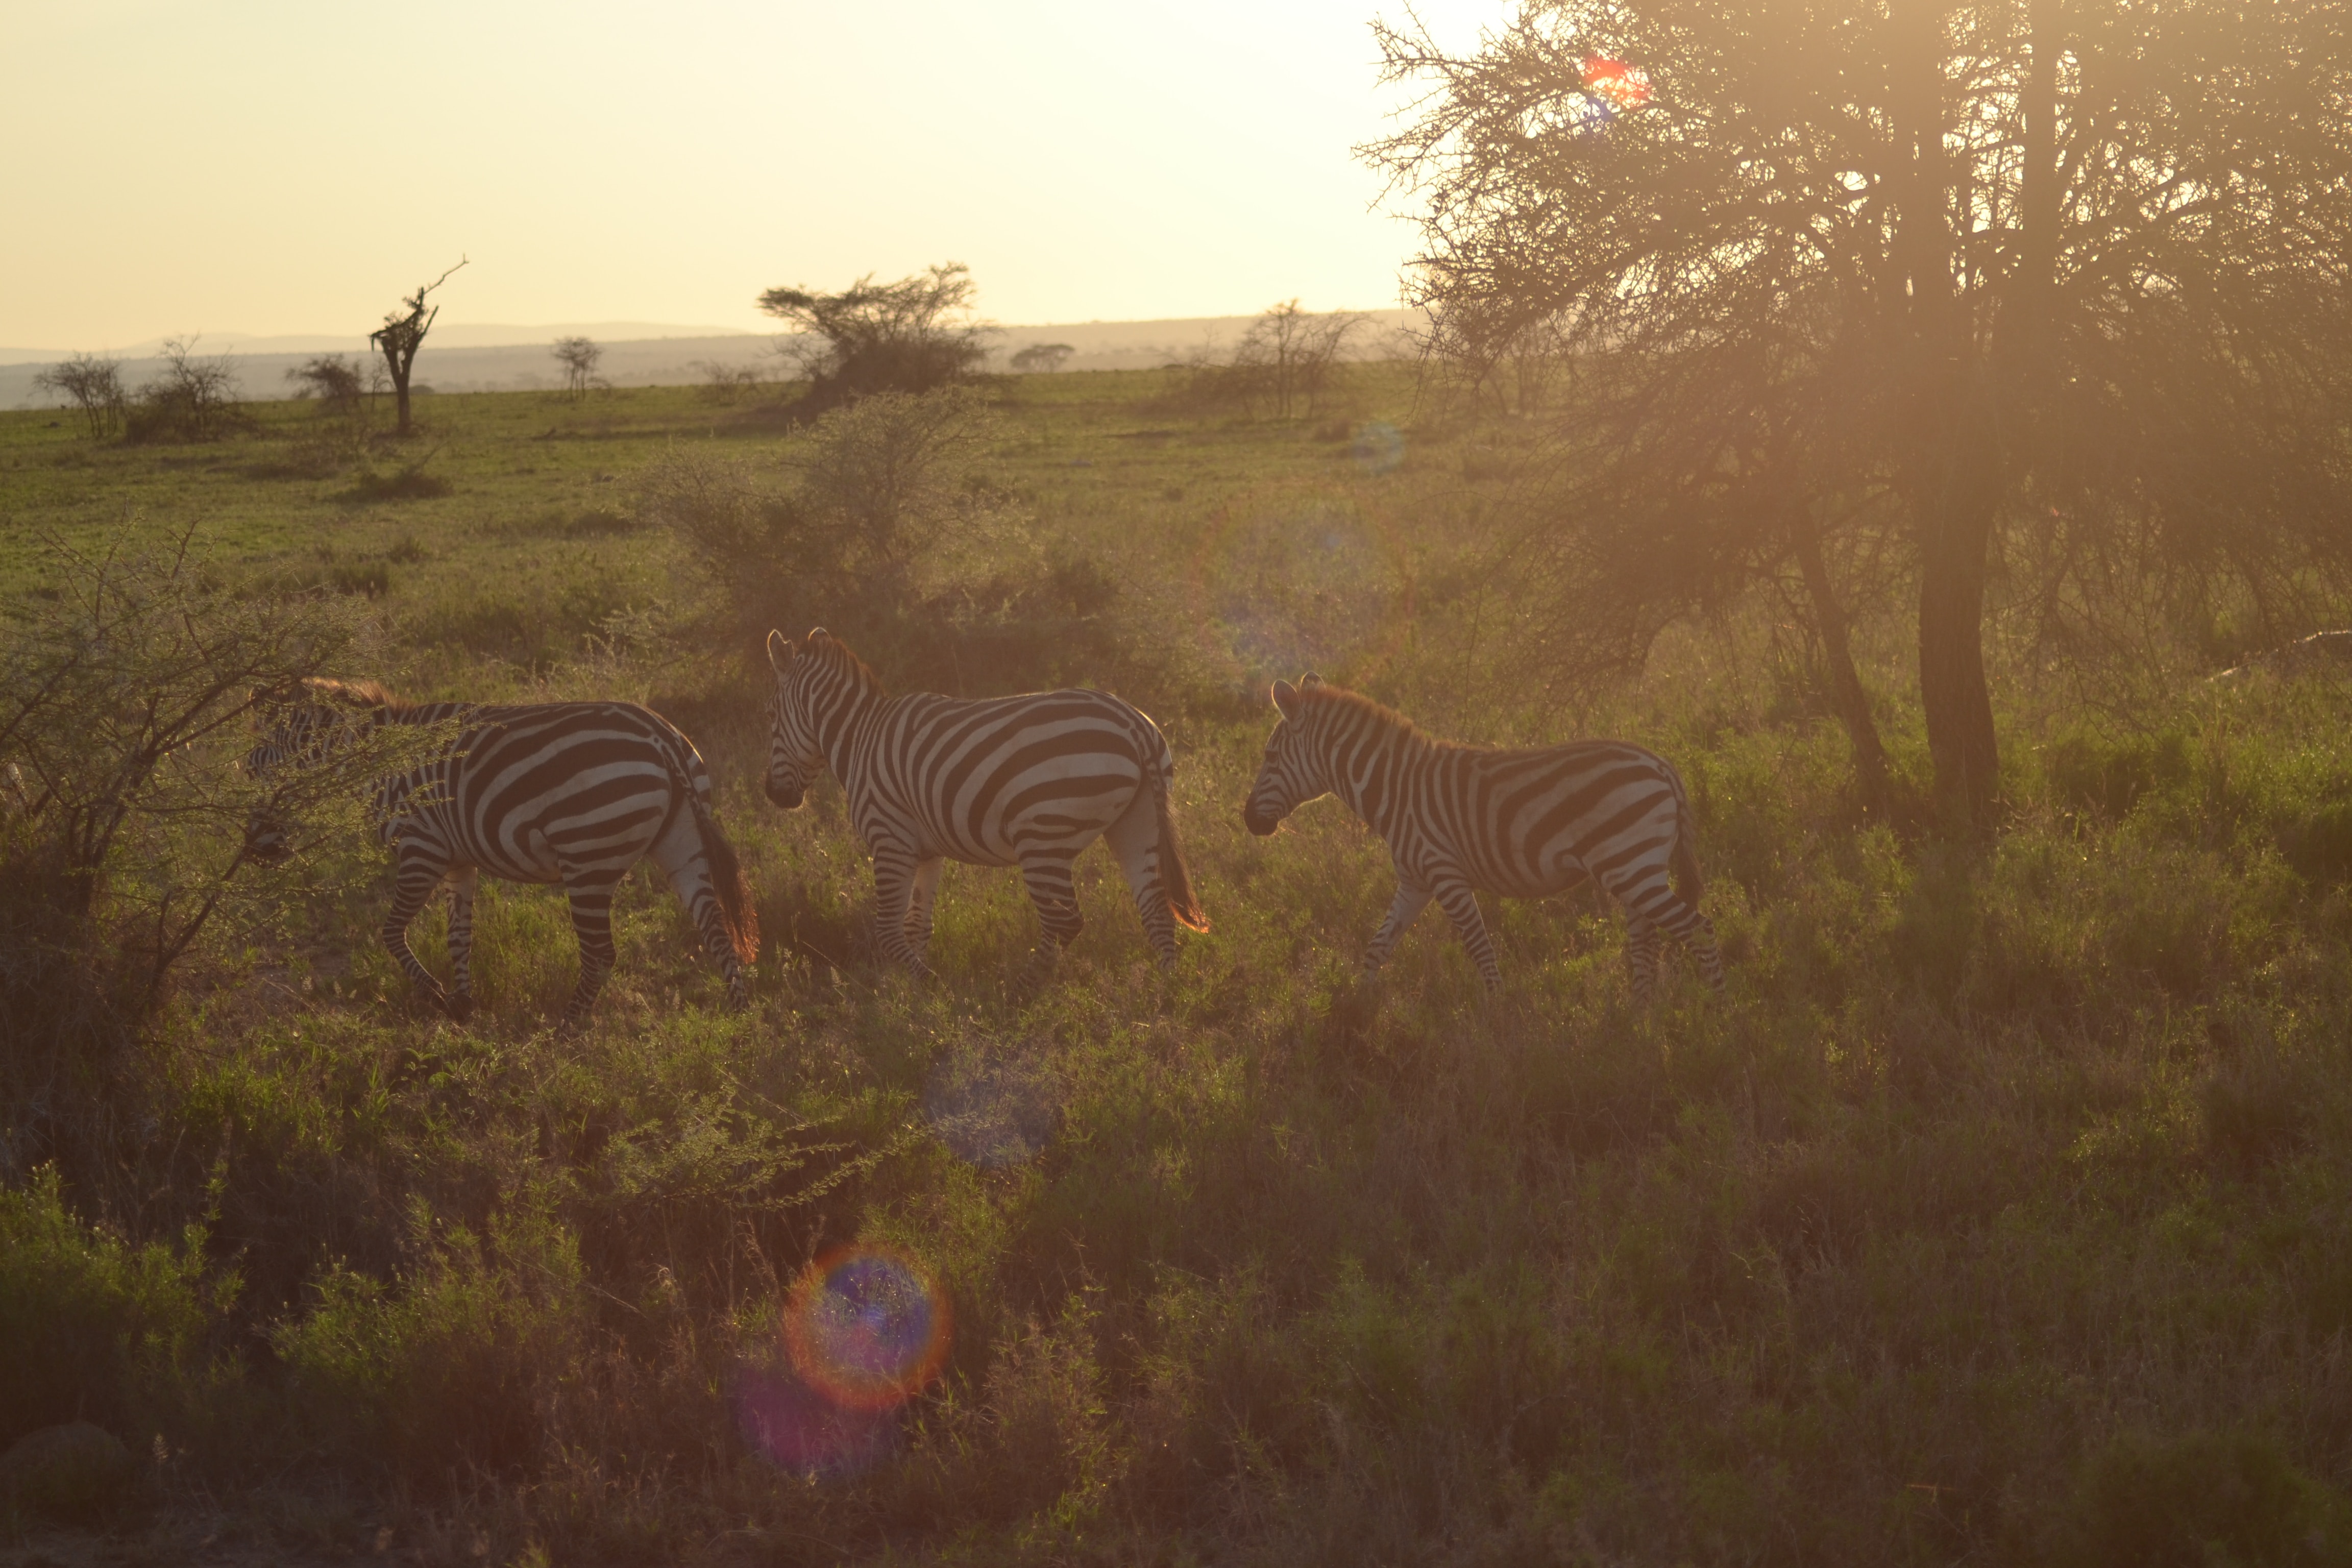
top-left (764, 628), bottom-right (1208, 973)
top-left (245, 679), bottom-right (758, 1030)
top-left (1242, 675), bottom-right (1722, 999)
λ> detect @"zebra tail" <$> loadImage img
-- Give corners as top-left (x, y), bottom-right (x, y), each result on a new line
top-left (695, 798), bottom-right (762, 965)
top-left (1667, 765), bottom-right (1705, 904)
top-left (1155, 780), bottom-right (1210, 933)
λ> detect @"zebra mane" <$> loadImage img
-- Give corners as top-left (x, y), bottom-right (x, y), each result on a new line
top-left (1302, 681), bottom-right (1421, 738)
top-left (303, 677), bottom-right (422, 716)
top-left (1304, 683), bottom-right (1506, 756)
top-left (807, 631), bottom-right (885, 696)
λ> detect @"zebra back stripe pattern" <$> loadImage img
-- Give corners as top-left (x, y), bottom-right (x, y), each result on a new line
top-left (249, 679), bottom-right (756, 1028)
top-left (1243, 677), bottom-right (1720, 998)
top-left (765, 629), bottom-right (1205, 972)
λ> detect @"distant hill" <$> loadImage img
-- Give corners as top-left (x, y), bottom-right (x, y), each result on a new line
top-left (2, 309), bottom-right (1425, 410)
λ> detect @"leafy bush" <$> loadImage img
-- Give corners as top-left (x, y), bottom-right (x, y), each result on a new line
top-left (2044, 726), bottom-right (2193, 820)
top-left (649, 386), bottom-right (1162, 697)
top-left (0, 526), bottom-right (400, 1184)
top-left (0, 1168), bottom-right (231, 1449)
top-left (273, 1208), bottom-right (583, 1486)
top-left (2058, 1430), bottom-right (2351, 1567)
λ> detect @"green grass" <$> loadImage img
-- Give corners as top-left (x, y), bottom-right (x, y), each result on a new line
top-left (4, 374), bottom-right (2352, 1565)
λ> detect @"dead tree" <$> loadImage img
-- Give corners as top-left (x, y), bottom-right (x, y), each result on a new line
top-left (32, 353), bottom-right (127, 439)
top-left (370, 259), bottom-right (467, 437)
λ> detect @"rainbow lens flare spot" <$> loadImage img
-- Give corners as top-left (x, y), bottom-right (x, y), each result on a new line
top-left (784, 1245), bottom-right (953, 1412)
top-left (1581, 55), bottom-right (1651, 117)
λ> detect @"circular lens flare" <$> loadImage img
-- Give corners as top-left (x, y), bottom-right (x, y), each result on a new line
top-left (784, 1245), bottom-right (953, 1412)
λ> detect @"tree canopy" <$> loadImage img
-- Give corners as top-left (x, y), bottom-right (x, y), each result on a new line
top-left (1371, 0), bottom-right (2352, 822)
top-left (757, 263), bottom-right (993, 413)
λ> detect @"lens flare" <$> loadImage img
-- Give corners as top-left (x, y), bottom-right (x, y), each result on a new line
top-left (734, 1364), bottom-right (898, 1479)
top-left (784, 1245), bottom-right (953, 1413)
top-left (1352, 421), bottom-right (1405, 476)
top-left (1581, 55), bottom-right (1651, 113)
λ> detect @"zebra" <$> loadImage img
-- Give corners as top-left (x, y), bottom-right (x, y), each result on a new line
top-left (243, 679), bottom-right (759, 1031)
top-left (763, 628), bottom-right (1208, 974)
top-left (1241, 674), bottom-right (1722, 1000)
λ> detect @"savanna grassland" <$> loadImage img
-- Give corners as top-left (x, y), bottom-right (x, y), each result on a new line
top-left (4, 368), bottom-right (2352, 1568)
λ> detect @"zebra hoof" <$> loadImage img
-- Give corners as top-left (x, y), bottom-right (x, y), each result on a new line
top-left (445, 993), bottom-right (474, 1024)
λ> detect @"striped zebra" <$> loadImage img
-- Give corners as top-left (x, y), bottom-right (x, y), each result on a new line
top-left (243, 679), bottom-right (758, 1030)
top-left (1241, 675), bottom-right (1722, 1000)
top-left (764, 628), bottom-right (1208, 973)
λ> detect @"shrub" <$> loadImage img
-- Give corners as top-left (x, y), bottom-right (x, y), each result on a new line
top-left (2044, 726), bottom-right (2193, 821)
top-left (0, 1167), bottom-right (230, 1449)
top-left (32, 353), bottom-right (127, 439)
top-left (272, 1209), bottom-right (583, 1487)
top-left (0, 526), bottom-right (397, 1183)
top-left (123, 337), bottom-right (248, 444)
top-left (2057, 1430), bottom-right (2351, 1567)
top-left (648, 386), bottom-right (1160, 697)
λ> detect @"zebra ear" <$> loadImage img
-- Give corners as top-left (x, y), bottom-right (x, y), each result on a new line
top-left (1272, 680), bottom-right (1300, 719)
top-left (806, 626), bottom-right (830, 645)
top-left (1301, 672), bottom-right (1324, 689)
top-left (766, 630), bottom-right (795, 673)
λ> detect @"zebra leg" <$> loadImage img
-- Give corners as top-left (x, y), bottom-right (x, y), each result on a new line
top-left (1363, 878), bottom-right (1433, 976)
top-left (1602, 866), bottom-right (1721, 1001)
top-left (869, 846), bottom-right (933, 975)
top-left (1622, 911), bottom-right (1664, 1006)
top-left (558, 870), bottom-right (624, 1033)
top-left (445, 865), bottom-right (479, 1024)
top-left (903, 856), bottom-right (945, 960)
top-left (1656, 899), bottom-right (1726, 995)
top-left (1019, 854), bottom-right (1085, 975)
top-left (1431, 876), bottom-right (1503, 992)
top-left (650, 808), bottom-right (748, 1009)
top-left (381, 846), bottom-right (454, 1016)
top-left (1103, 788), bottom-right (1175, 965)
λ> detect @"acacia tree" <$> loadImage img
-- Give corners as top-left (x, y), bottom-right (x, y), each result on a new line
top-left (757, 263), bottom-right (993, 413)
top-left (552, 335), bottom-right (603, 399)
top-left (370, 258), bottom-right (467, 437)
top-left (1371, 0), bottom-right (2352, 824)
top-left (285, 355), bottom-right (365, 414)
top-left (1010, 342), bottom-right (1075, 373)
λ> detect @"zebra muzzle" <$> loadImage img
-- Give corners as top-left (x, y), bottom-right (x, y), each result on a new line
top-left (765, 780), bottom-right (805, 811)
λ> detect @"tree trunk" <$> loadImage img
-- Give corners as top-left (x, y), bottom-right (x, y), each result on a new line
top-left (1890, 2), bottom-right (2002, 829)
top-left (1793, 512), bottom-right (1891, 815)
top-left (390, 357), bottom-right (413, 437)
top-left (1916, 391), bottom-right (2002, 828)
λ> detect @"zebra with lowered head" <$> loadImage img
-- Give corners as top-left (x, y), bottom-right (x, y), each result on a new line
top-left (243, 679), bottom-right (759, 1031)
top-left (763, 628), bottom-right (1208, 974)
top-left (1242, 675), bottom-right (1722, 1000)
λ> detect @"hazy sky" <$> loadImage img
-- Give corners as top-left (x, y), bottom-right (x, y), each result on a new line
top-left (2, 0), bottom-right (1503, 349)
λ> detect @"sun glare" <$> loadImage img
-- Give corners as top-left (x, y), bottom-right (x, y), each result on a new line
top-left (1582, 54), bottom-right (1653, 112)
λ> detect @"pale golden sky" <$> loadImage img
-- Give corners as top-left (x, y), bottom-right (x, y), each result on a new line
top-left (3, 0), bottom-right (1500, 349)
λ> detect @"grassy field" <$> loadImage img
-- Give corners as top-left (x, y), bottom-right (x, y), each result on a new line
top-left (4, 372), bottom-right (2352, 1566)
